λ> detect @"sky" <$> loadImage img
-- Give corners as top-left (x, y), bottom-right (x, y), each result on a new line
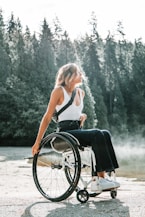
top-left (0, 0), bottom-right (145, 42)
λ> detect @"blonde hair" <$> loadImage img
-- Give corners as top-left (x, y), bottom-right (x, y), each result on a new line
top-left (55, 63), bottom-right (79, 87)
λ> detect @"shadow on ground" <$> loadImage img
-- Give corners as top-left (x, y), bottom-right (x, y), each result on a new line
top-left (21, 197), bottom-right (129, 217)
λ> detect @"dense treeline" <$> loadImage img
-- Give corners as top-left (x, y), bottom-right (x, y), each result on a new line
top-left (0, 10), bottom-right (145, 146)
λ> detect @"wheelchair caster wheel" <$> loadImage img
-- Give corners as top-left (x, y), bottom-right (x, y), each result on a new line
top-left (76, 190), bottom-right (89, 203)
top-left (110, 190), bottom-right (117, 198)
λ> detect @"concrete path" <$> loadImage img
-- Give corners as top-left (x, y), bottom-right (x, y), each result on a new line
top-left (0, 147), bottom-right (145, 217)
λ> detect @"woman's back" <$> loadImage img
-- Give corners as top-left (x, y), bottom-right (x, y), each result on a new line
top-left (56, 86), bottom-right (83, 122)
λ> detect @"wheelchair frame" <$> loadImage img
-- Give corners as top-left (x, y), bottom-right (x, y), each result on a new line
top-left (32, 132), bottom-right (118, 203)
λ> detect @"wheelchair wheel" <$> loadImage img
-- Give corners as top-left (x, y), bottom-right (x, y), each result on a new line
top-left (61, 132), bottom-right (83, 185)
top-left (110, 189), bottom-right (117, 198)
top-left (76, 189), bottom-right (89, 203)
top-left (33, 132), bottom-right (81, 202)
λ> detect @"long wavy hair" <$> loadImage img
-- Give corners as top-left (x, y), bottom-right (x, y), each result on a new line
top-left (55, 63), bottom-right (80, 88)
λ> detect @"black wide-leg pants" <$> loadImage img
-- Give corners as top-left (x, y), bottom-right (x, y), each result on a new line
top-left (65, 128), bottom-right (119, 173)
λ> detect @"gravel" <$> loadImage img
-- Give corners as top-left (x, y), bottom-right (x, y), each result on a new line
top-left (0, 146), bottom-right (145, 217)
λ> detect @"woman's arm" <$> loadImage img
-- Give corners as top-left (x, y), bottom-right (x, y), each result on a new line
top-left (79, 89), bottom-right (87, 127)
top-left (32, 87), bottom-right (63, 156)
top-left (80, 113), bottom-right (87, 127)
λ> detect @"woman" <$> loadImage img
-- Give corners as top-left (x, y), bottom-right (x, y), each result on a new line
top-left (32, 63), bottom-right (120, 192)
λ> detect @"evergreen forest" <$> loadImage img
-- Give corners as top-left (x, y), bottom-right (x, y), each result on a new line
top-left (0, 10), bottom-right (145, 146)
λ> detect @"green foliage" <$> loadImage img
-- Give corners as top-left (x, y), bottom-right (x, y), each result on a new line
top-left (0, 75), bottom-right (47, 139)
top-left (0, 9), bottom-right (145, 145)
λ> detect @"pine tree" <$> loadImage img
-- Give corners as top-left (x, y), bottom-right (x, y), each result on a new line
top-left (130, 39), bottom-right (145, 132)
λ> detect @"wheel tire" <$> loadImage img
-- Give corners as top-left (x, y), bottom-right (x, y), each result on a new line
top-left (76, 190), bottom-right (89, 203)
top-left (110, 190), bottom-right (117, 198)
top-left (33, 132), bottom-right (81, 202)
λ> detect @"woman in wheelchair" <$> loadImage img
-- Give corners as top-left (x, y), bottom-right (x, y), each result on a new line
top-left (32, 63), bottom-right (120, 192)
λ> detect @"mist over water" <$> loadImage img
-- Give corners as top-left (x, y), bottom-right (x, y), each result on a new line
top-left (1, 134), bottom-right (144, 181)
top-left (113, 135), bottom-right (145, 180)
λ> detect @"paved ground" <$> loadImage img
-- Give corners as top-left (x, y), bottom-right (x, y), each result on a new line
top-left (0, 147), bottom-right (145, 217)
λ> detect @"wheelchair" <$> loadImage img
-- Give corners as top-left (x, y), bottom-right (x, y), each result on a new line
top-left (32, 132), bottom-right (118, 203)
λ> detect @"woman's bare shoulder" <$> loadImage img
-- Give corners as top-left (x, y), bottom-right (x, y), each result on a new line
top-left (50, 86), bottom-right (64, 105)
top-left (51, 86), bottom-right (63, 96)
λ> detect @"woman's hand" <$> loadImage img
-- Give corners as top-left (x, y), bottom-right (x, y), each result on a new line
top-left (80, 113), bottom-right (87, 127)
top-left (32, 142), bottom-right (40, 156)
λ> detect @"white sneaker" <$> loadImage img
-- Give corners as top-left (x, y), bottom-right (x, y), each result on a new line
top-left (99, 177), bottom-right (115, 190)
top-left (112, 180), bottom-right (120, 188)
top-left (105, 177), bottom-right (120, 188)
